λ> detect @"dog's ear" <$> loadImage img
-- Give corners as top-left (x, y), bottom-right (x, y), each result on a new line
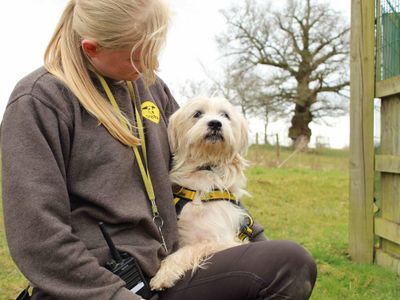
top-left (167, 112), bottom-right (179, 154)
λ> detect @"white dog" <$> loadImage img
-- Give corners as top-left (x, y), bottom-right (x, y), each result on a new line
top-left (150, 97), bottom-right (254, 290)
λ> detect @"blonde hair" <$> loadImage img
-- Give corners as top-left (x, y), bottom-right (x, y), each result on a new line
top-left (44, 0), bottom-right (170, 147)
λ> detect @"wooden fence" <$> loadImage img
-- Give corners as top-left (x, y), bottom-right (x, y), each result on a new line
top-left (350, 0), bottom-right (400, 273)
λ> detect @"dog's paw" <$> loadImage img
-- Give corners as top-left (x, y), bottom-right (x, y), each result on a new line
top-left (150, 265), bottom-right (183, 290)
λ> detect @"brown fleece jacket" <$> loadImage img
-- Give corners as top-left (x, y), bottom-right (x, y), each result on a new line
top-left (1, 67), bottom-right (266, 300)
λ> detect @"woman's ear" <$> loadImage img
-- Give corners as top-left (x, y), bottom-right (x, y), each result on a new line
top-left (81, 39), bottom-right (99, 58)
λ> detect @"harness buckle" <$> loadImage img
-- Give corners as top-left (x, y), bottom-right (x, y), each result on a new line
top-left (239, 214), bottom-right (254, 241)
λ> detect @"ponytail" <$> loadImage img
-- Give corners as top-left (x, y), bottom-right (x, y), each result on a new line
top-left (44, 0), bottom-right (170, 148)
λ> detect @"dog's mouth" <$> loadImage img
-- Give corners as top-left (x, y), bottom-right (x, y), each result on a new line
top-left (204, 131), bottom-right (224, 143)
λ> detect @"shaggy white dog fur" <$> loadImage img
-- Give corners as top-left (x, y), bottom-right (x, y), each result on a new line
top-left (150, 97), bottom-right (252, 290)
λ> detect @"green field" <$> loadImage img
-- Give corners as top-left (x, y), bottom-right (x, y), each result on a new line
top-left (1, 145), bottom-right (400, 299)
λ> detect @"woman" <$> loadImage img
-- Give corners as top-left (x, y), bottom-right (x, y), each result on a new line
top-left (1, 0), bottom-right (317, 299)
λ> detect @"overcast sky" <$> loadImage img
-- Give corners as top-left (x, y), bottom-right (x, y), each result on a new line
top-left (0, 0), bottom-right (351, 148)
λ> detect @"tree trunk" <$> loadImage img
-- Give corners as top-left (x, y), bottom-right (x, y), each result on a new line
top-left (288, 103), bottom-right (312, 149)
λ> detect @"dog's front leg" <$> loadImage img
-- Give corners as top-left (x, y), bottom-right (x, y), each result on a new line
top-left (150, 244), bottom-right (217, 290)
top-left (150, 245), bottom-right (196, 290)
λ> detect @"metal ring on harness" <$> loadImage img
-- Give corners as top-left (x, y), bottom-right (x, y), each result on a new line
top-left (153, 214), bottom-right (164, 228)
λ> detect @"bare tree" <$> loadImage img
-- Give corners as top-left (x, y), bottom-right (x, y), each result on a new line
top-left (177, 79), bottom-right (216, 103)
top-left (217, 0), bottom-right (350, 147)
top-left (218, 68), bottom-right (286, 143)
top-left (211, 67), bottom-right (261, 117)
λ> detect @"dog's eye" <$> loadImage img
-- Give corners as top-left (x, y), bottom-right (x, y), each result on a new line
top-left (193, 110), bottom-right (203, 118)
top-left (221, 112), bottom-right (230, 120)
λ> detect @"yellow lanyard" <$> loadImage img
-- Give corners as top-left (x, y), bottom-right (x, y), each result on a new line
top-left (94, 73), bottom-right (168, 252)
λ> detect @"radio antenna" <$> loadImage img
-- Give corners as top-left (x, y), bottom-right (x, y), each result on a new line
top-left (98, 222), bottom-right (122, 263)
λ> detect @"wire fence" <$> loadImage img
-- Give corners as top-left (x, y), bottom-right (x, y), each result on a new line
top-left (376, 0), bottom-right (400, 80)
top-left (251, 132), bottom-right (332, 149)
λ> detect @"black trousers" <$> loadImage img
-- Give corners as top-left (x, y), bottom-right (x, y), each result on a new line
top-left (156, 240), bottom-right (317, 300)
top-left (32, 240), bottom-right (317, 300)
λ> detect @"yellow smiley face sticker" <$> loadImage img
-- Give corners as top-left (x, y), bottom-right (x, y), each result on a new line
top-left (141, 101), bottom-right (160, 124)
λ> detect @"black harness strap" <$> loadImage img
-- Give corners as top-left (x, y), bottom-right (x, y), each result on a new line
top-left (172, 187), bottom-right (254, 240)
top-left (174, 197), bottom-right (192, 216)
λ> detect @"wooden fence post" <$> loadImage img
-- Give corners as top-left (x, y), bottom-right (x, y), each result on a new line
top-left (349, 0), bottom-right (375, 263)
top-left (276, 134), bottom-right (280, 162)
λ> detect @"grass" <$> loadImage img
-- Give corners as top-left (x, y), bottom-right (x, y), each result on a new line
top-left (1, 144), bottom-right (400, 299)
top-left (0, 202), bottom-right (26, 298)
top-left (243, 145), bottom-right (400, 299)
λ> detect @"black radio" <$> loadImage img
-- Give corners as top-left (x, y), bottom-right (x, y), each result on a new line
top-left (98, 222), bottom-right (154, 299)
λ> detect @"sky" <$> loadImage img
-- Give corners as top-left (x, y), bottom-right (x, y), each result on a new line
top-left (0, 0), bottom-right (351, 148)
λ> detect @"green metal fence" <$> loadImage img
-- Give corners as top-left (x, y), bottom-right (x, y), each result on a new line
top-left (376, 0), bottom-right (400, 80)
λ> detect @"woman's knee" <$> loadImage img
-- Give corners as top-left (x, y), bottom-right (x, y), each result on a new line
top-left (250, 240), bottom-right (317, 299)
top-left (284, 241), bottom-right (317, 298)
top-left (281, 240), bottom-right (317, 280)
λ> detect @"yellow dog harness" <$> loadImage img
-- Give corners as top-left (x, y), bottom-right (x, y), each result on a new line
top-left (173, 187), bottom-right (254, 241)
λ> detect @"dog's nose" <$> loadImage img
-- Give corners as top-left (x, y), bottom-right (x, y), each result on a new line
top-left (208, 120), bottom-right (222, 130)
